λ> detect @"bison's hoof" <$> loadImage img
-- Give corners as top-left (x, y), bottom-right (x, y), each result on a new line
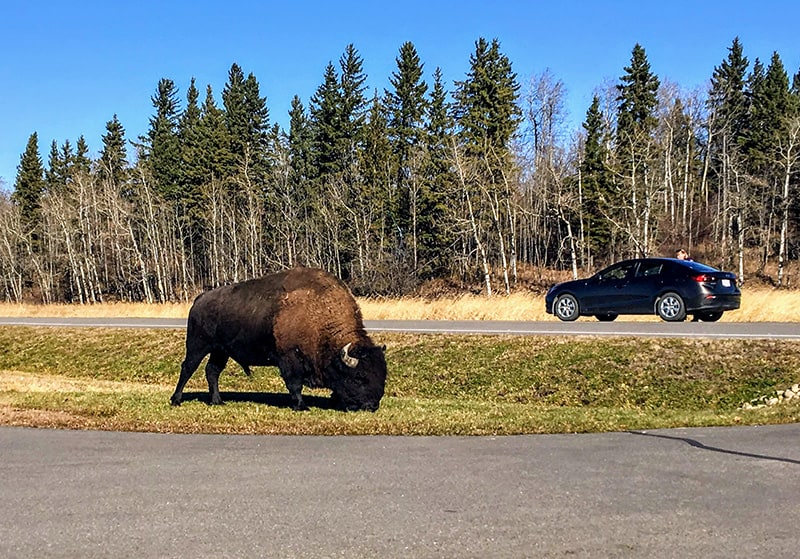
top-left (209, 399), bottom-right (225, 406)
top-left (170, 397), bottom-right (182, 406)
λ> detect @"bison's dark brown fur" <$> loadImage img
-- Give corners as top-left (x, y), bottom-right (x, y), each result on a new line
top-left (169, 267), bottom-right (387, 411)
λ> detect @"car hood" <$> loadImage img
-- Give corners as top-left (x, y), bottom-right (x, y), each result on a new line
top-left (548, 278), bottom-right (592, 294)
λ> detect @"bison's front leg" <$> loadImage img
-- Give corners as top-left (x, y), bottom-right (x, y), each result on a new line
top-left (205, 351), bottom-right (229, 405)
top-left (277, 353), bottom-right (309, 411)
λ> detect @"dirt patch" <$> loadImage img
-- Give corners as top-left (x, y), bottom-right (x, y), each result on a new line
top-left (0, 404), bottom-right (92, 429)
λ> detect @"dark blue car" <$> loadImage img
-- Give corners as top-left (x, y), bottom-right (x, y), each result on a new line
top-left (545, 258), bottom-right (741, 322)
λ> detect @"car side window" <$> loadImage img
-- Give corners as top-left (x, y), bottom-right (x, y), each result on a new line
top-left (601, 263), bottom-right (636, 280)
top-left (639, 263), bottom-right (663, 278)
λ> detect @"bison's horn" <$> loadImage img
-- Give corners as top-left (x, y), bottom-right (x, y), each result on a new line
top-left (340, 343), bottom-right (359, 368)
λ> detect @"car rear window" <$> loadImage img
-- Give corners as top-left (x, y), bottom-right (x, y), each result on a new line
top-left (680, 260), bottom-right (719, 272)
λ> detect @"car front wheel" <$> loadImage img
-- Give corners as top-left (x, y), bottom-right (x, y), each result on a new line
top-left (656, 292), bottom-right (686, 322)
top-left (554, 294), bottom-right (580, 321)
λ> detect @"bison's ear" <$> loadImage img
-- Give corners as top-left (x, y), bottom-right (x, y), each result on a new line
top-left (380, 344), bottom-right (387, 352)
top-left (340, 343), bottom-right (359, 368)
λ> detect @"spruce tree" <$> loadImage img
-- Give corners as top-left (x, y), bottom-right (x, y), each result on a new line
top-left (744, 52), bottom-right (791, 173)
top-left (580, 95), bottom-right (612, 257)
top-left (708, 37), bottom-right (749, 147)
top-left (616, 44), bottom-right (660, 154)
top-left (452, 37), bottom-right (521, 289)
top-left (338, 44), bottom-right (368, 177)
top-left (418, 67), bottom-right (456, 278)
top-left (197, 85), bottom-right (232, 181)
top-left (222, 64), bottom-right (271, 183)
top-left (178, 78), bottom-right (204, 216)
top-left (360, 92), bottom-right (393, 267)
top-left (361, 92), bottom-right (391, 189)
top-left (288, 95), bottom-right (312, 184)
top-left (222, 63), bottom-right (247, 163)
top-left (74, 136), bottom-right (92, 176)
top-left (386, 41), bottom-right (428, 157)
top-left (287, 95), bottom-right (313, 218)
top-left (241, 72), bottom-right (271, 179)
top-left (793, 70), bottom-right (800, 97)
top-left (284, 96), bottom-right (313, 264)
top-left (98, 115), bottom-right (129, 188)
top-left (614, 44), bottom-right (661, 256)
top-left (385, 41), bottom-right (429, 251)
top-left (145, 78), bottom-right (182, 199)
top-left (45, 140), bottom-right (59, 189)
top-left (453, 37), bottom-right (521, 165)
top-left (309, 62), bottom-right (344, 177)
top-left (45, 139), bottom-right (72, 192)
top-left (12, 132), bottom-right (46, 234)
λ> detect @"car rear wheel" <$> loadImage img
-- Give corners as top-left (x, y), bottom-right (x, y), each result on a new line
top-left (695, 311), bottom-right (723, 322)
top-left (595, 313), bottom-right (618, 322)
top-left (554, 294), bottom-right (580, 321)
top-left (656, 292), bottom-right (686, 322)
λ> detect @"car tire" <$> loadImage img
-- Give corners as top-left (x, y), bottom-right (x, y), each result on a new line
top-left (695, 311), bottom-right (723, 322)
top-left (554, 294), bottom-right (580, 321)
top-left (595, 313), bottom-right (618, 322)
top-left (656, 292), bottom-right (686, 322)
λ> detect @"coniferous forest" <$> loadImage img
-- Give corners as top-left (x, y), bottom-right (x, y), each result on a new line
top-left (2, 37), bottom-right (799, 303)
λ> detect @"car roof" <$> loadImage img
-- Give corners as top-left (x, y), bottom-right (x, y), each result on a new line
top-left (611, 257), bottom-right (720, 272)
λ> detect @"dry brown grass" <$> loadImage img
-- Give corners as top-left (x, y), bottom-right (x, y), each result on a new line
top-left (0, 287), bottom-right (797, 322)
top-left (0, 302), bottom-right (193, 319)
top-left (359, 292), bottom-right (551, 321)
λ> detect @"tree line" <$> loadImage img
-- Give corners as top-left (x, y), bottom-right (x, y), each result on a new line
top-left (2, 37), bottom-right (799, 303)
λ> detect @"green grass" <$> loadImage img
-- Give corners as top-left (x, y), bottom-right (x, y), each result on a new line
top-left (0, 327), bottom-right (798, 435)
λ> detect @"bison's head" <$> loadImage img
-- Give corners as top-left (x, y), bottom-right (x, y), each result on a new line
top-left (330, 342), bottom-right (387, 412)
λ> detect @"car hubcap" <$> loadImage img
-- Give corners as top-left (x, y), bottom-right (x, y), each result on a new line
top-left (557, 298), bottom-right (576, 318)
top-left (661, 297), bottom-right (680, 318)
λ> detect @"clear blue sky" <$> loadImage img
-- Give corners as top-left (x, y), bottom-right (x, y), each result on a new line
top-left (2, 0), bottom-right (799, 188)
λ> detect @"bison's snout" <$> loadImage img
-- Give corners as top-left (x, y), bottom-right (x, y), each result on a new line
top-left (361, 401), bottom-right (380, 412)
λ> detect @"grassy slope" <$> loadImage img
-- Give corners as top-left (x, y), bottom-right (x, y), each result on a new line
top-left (0, 327), bottom-right (798, 435)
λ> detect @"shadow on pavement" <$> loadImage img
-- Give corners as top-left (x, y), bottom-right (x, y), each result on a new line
top-left (628, 430), bottom-right (800, 465)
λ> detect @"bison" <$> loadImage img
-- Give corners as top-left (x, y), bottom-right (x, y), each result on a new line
top-left (169, 267), bottom-right (387, 411)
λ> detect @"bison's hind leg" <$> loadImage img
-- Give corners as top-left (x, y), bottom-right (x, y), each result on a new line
top-left (205, 351), bottom-right (229, 405)
top-left (170, 351), bottom-right (207, 406)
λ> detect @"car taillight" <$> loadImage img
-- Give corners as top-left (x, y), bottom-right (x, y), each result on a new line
top-left (692, 274), bottom-right (713, 282)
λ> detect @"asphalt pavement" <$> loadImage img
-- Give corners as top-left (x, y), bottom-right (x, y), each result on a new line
top-left (2, 316), bottom-right (800, 339)
top-left (1, 424), bottom-right (798, 558)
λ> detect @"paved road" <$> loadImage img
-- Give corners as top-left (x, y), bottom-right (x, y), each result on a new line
top-left (1, 424), bottom-right (798, 558)
top-left (1, 316), bottom-right (799, 339)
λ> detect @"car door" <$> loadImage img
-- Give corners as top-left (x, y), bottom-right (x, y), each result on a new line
top-left (626, 260), bottom-right (666, 312)
top-left (582, 261), bottom-right (640, 313)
